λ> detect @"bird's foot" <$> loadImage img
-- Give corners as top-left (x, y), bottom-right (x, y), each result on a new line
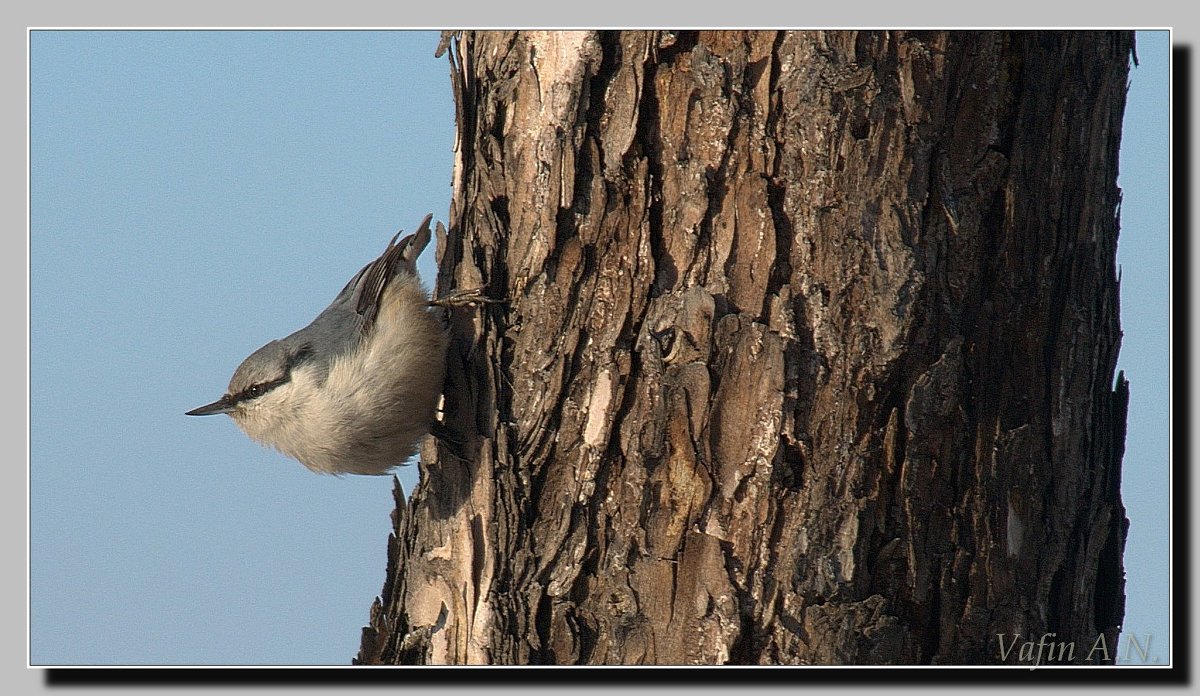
top-left (430, 288), bottom-right (504, 309)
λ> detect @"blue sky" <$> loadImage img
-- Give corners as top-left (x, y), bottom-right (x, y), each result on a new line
top-left (1113, 29), bottom-right (1171, 664)
top-left (28, 30), bottom-right (1171, 666)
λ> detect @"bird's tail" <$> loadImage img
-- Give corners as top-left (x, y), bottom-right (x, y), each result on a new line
top-left (353, 213), bottom-right (435, 331)
top-left (397, 213), bottom-right (433, 272)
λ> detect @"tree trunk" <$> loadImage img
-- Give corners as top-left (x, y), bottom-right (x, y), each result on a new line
top-left (355, 30), bottom-right (1132, 666)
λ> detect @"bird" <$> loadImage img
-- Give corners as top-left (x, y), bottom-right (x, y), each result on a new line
top-left (186, 214), bottom-right (449, 475)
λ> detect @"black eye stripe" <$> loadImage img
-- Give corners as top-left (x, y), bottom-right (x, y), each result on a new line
top-left (232, 344), bottom-right (314, 404)
top-left (288, 344), bottom-right (314, 369)
top-left (234, 375), bottom-right (288, 403)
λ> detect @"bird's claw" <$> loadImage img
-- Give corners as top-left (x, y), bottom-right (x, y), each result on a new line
top-left (430, 288), bottom-right (504, 309)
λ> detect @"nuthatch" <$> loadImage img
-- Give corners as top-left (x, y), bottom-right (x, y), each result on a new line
top-left (186, 214), bottom-right (448, 475)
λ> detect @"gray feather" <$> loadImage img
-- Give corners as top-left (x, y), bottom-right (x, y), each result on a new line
top-left (228, 215), bottom-right (433, 394)
top-left (352, 213), bottom-right (433, 333)
top-left (192, 213), bottom-right (448, 475)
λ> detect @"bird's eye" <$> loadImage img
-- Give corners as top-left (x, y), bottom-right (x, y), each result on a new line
top-left (247, 384), bottom-right (265, 398)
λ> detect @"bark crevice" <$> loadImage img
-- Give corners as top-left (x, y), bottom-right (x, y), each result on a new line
top-left (356, 30), bottom-right (1131, 666)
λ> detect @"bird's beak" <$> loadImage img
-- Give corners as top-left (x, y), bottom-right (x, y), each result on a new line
top-left (186, 395), bottom-right (235, 416)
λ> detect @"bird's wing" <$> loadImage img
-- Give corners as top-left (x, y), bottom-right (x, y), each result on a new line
top-left (353, 213), bottom-right (433, 333)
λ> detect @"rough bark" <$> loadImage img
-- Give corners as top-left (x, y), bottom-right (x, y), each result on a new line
top-left (356, 30), bottom-right (1132, 666)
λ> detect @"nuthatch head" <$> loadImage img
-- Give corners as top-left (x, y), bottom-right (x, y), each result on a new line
top-left (187, 214), bottom-right (448, 475)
